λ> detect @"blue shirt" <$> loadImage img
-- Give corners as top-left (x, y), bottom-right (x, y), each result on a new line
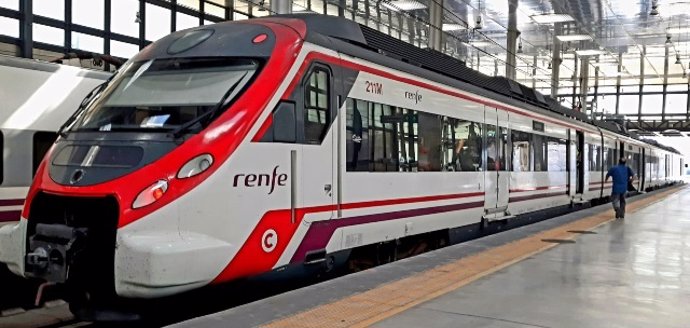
top-left (606, 164), bottom-right (634, 194)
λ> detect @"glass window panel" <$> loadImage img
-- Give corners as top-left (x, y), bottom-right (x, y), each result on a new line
top-left (618, 95), bottom-right (639, 115)
top-left (0, 0), bottom-right (18, 10)
top-left (597, 86), bottom-right (617, 94)
top-left (109, 39), bottom-right (139, 58)
top-left (234, 12), bottom-right (248, 20)
top-left (203, 19), bottom-right (215, 25)
top-left (176, 12), bottom-right (198, 31)
top-left (178, 0), bottom-right (200, 11)
top-left (0, 16), bottom-right (19, 38)
top-left (73, 0), bottom-right (104, 29)
top-left (33, 24), bottom-right (64, 46)
top-left (205, 3), bottom-right (225, 17)
top-left (145, 3), bottom-right (171, 41)
top-left (596, 94), bottom-right (617, 115)
top-left (641, 94), bottom-right (663, 114)
top-left (619, 85), bottom-right (639, 93)
top-left (72, 32), bottom-right (103, 53)
top-left (644, 84), bottom-right (664, 92)
top-left (234, 0), bottom-right (249, 15)
top-left (33, 0), bottom-right (64, 20)
top-left (666, 84), bottom-right (688, 92)
top-left (111, 0), bottom-right (139, 37)
top-left (665, 93), bottom-right (687, 114)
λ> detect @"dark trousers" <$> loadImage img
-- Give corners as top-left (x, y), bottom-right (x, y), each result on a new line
top-left (611, 193), bottom-right (627, 218)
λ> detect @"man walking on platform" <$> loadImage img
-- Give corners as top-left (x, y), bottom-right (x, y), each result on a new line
top-left (605, 157), bottom-right (635, 219)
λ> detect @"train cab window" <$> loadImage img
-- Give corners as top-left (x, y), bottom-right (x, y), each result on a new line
top-left (304, 68), bottom-right (331, 144)
top-left (442, 118), bottom-right (482, 171)
top-left (33, 132), bottom-right (59, 176)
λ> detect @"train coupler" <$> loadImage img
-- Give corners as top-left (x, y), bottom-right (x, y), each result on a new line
top-left (25, 223), bottom-right (88, 283)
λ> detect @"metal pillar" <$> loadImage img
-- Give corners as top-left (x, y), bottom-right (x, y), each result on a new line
top-left (506, 0), bottom-right (518, 80)
top-left (19, 0), bottom-right (32, 58)
top-left (532, 54), bottom-right (538, 89)
top-left (550, 23), bottom-right (562, 98)
top-left (270, 0), bottom-right (292, 15)
top-left (579, 57), bottom-right (590, 113)
top-left (428, 0), bottom-right (443, 51)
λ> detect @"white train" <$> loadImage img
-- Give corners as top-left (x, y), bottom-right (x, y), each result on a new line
top-left (0, 14), bottom-right (682, 318)
top-left (0, 55), bottom-right (109, 309)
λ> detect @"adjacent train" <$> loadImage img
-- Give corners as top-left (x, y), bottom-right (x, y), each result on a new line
top-left (0, 14), bottom-right (683, 317)
top-left (0, 55), bottom-right (110, 309)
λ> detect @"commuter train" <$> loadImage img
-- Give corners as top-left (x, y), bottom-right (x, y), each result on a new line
top-left (0, 14), bottom-right (682, 316)
top-left (0, 55), bottom-right (110, 309)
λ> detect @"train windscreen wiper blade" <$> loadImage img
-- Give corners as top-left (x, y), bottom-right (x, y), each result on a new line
top-left (58, 82), bottom-right (108, 138)
top-left (170, 71), bottom-right (248, 139)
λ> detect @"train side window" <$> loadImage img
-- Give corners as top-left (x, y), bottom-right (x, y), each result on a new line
top-left (304, 68), bottom-right (331, 144)
top-left (511, 130), bottom-right (531, 172)
top-left (547, 137), bottom-right (567, 172)
top-left (371, 103), bottom-right (399, 172)
top-left (33, 132), bottom-right (59, 176)
top-left (345, 98), bottom-right (370, 171)
top-left (442, 117), bottom-right (482, 171)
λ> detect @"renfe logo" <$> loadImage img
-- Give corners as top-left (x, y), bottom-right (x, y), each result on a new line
top-left (404, 90), bottom-right (423, 104)
top-left (233, 166), bottom-right (287, 194)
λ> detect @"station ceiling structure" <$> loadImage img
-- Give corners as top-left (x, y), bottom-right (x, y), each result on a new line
top-left (1, 0), bottom-right (690, 134)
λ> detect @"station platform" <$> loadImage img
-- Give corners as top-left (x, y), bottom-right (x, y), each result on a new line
top-left (172, 185), bottom-right (688, 328)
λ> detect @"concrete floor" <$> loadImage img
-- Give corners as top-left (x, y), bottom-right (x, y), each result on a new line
top-left (375, 189), bottom-right (690, 328)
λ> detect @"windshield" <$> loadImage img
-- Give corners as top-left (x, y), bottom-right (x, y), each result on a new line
top-left (69, 57), bottom-right (259, 132)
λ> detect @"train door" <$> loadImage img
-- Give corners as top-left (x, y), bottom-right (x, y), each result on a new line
top-left (300, 64), bottom-right (335, 222)
top-left (575, 131), bottom-right (585, 195)
top-left (641, 148), bottom-right (646, 191)
top-left (483, 107), bottom-right (509, 218)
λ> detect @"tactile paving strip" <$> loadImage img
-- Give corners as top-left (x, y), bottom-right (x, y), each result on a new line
top-left (262, 186), bottom-right (684, 328)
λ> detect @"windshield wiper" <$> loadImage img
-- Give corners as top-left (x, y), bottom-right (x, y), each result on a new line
top-left (170, 72), bottom-right (248, 139)
top-left (58, 81), bottom-right (109, 137)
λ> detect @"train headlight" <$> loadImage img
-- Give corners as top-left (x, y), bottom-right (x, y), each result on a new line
top-left (132, 180), bottom-right (168, 209)
top-left (177, 154), bottom-right (214, 179)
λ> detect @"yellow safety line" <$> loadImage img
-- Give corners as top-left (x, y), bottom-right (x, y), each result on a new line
top-left (262, 186), bottom-right (685, 328)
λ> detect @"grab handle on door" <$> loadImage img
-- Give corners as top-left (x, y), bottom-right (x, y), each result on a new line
top-left (290, 150), bottom-right (297, 224)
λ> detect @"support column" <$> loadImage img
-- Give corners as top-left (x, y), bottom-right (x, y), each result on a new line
top-left (270, 0), bottom-right (292, 15)
top-left (550, 23), bottom-right (562, 98)
top-left (19, 0), bottom-right (32, 58)
top-left (428, 0), bottom-right (443, 51)
top-left (505, 0), bottom-right (518, 80)
top-left (579, 57), bottom-right (590, 114)
top-left (532, 54), bottom-right (537, 89)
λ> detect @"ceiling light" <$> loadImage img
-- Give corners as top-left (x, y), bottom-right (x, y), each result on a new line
top-left (575, 49), bottom-right (607, 56)
top-left (530, 13), bottom-right (575, 24)
top-left (442, 24), bottom-right (466, 31)
top-left (381, 0), bottom-right (427, 12)
top-left (517, 39), bottom-right (523, 53)
top-left (475, 15), bottom-right (483, 30)
top-left (666, 34), bottom-right (673, 44)
top-left (650, 0), bottom-right (659, 16)
top-left (556, 34), bottom-right (593, 42)
top-left (676, 54), bottom-right (682, 64)
top-left (547, 61), bottom-right (552, 69)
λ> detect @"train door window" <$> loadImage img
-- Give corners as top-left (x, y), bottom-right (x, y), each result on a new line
top-left (499, 127), bottom-right (509, 171)
top-left (547, 137), bottom-right (567, 171)
top-left (511, 130), bottom-right (530, 172)
top-left (396, 108), bottom-right (418, 172)
top-left (0, 131), bottom-right (3, 184)
top-left (304, 67), bottom-right (331, 144)
top-left (442, 118), bottom-right (482, 171)
top-left (485, 125), bottom-right (505, 171)
top-left (345, 98), bottom-right (370, 171)
top-left (532, 134), bottom-right (547, 172)
top-left (33, 132), bottom-right (59, 176)
top-left (416, 111), bottom-right (442, 171)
